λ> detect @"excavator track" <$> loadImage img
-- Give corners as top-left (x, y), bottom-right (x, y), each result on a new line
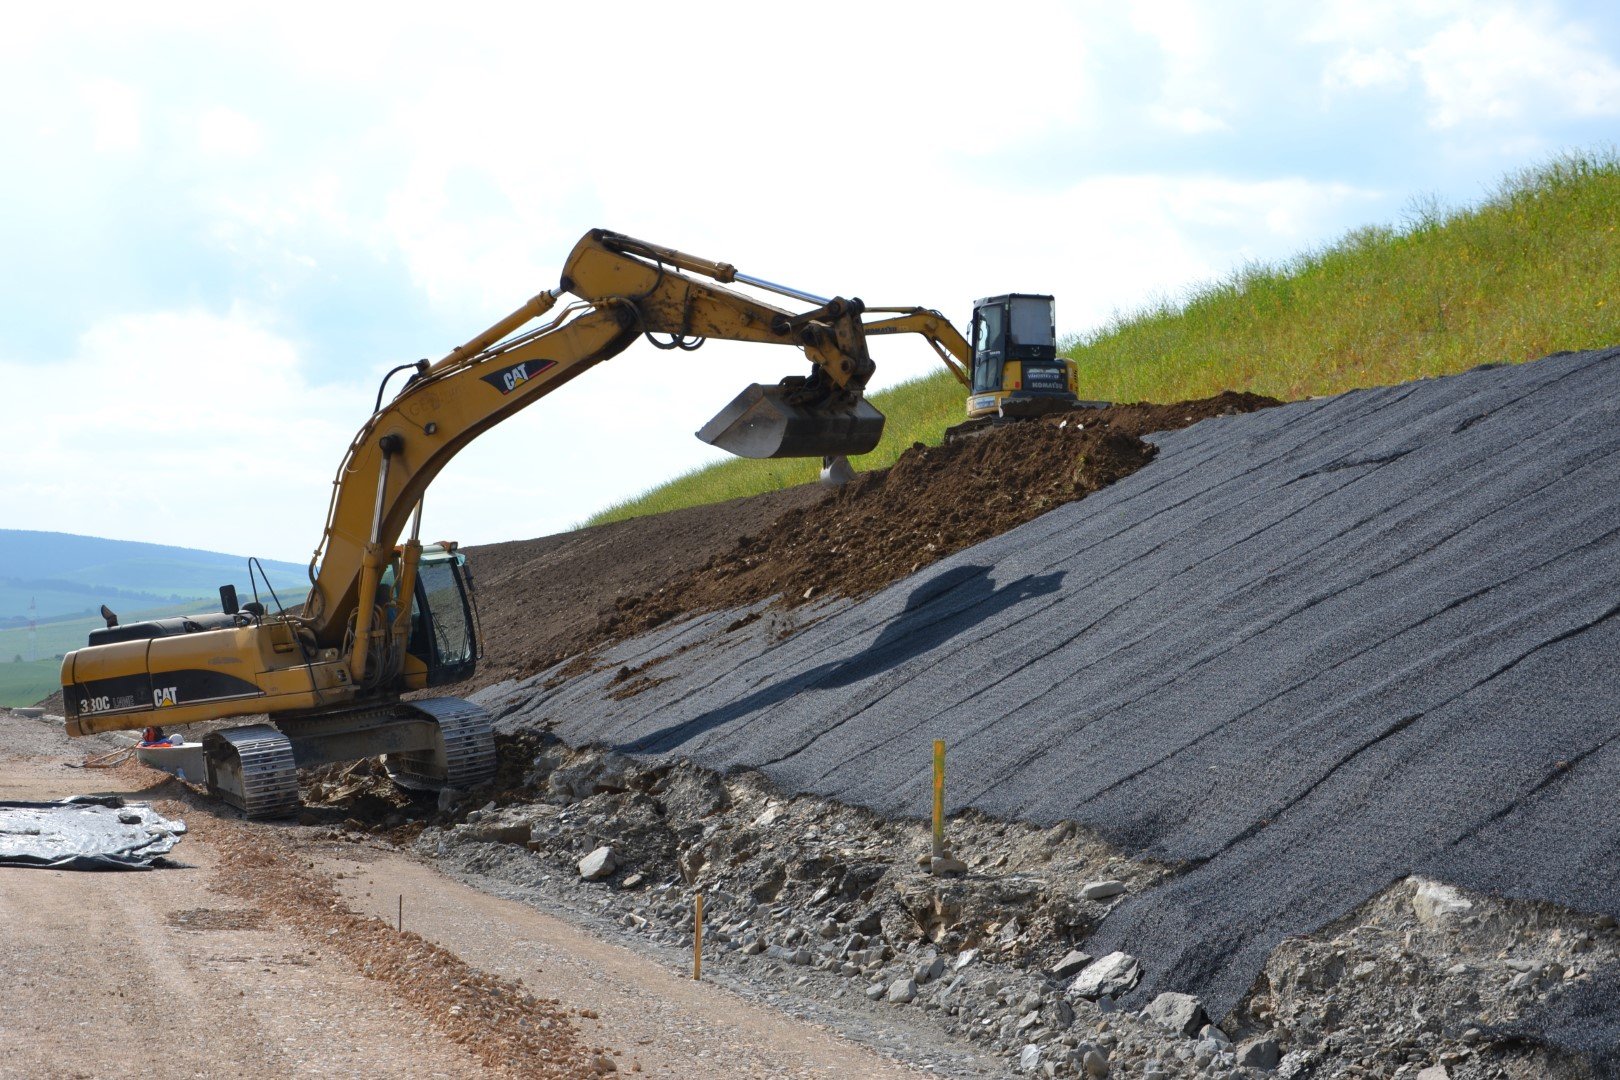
top-left (203, 725), bottom-right (301, 819)
top-left (384, 697), bottom-right (498, 792)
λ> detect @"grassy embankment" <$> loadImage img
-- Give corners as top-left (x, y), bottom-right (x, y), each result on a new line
top-left (589, 150), bottom-right (1620, 526)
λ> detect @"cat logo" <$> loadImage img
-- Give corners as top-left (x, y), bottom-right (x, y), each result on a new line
top-left (480, 358), bottom-right (557, 396)
top-left (153, 686), bottom-right (179, 708)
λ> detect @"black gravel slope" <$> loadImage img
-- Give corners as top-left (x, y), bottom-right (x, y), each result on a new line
top-left (481, 348), bottom-right (1620, 1053)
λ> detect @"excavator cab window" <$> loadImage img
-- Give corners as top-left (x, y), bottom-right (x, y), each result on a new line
top-left (405, 548), bottom-right (478, 686)
top-left (1007, 296), bottom-right (1056, 353)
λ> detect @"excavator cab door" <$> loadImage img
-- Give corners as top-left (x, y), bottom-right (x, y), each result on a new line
top-left (406, 548), bottom-right (478, 687)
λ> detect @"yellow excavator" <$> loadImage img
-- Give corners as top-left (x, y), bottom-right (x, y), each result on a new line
top-left (865, 294), bottom-right (1096, 425)
top-left (59, 229), bottom-right (1078, 817)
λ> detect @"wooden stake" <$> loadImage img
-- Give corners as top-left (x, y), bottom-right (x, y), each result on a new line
top-left (693, 893), bottom-right (704, 980)
top-left (932, 739), bottom-right (946, 860)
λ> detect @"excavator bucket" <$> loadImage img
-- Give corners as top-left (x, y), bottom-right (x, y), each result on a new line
top-left (698, 384), bottom-right (885, 459)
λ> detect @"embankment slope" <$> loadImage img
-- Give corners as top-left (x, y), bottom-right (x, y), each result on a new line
top-left (482, 348), bottom-right (1620, 1048)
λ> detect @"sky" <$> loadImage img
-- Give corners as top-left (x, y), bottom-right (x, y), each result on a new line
top-left (2, 0), bottom-right (1618, 563)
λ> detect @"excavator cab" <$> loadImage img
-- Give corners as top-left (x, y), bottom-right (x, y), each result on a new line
top-left (403, 546), bottom-right (478, 687)
top-left (966, 294), bottom-right (1080, 419)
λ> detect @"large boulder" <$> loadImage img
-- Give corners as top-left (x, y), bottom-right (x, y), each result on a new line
top-left (1069, 951), bottom-right (1142, 999)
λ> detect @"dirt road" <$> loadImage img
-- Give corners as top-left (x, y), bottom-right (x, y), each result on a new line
top-left (0, 713), bottom-right (929, 1079)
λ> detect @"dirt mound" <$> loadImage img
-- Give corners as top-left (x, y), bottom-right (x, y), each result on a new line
top-left (502, 391), bottom-right (1278, 683)
top-left (463, 484), bottom-right (829, 692)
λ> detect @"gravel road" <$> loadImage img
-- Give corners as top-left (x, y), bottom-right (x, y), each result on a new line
top-left (0, 712), bottom-right (934, 1077)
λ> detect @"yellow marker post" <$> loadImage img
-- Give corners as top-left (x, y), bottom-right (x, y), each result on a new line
top-left (932, 739), bottom-right (946, 861)
top-left (693, 892), bottom-right (704, 980)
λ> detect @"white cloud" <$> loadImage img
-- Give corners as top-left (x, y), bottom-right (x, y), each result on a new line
top-left (3, 310), bottom-right (363, 560)
top-left (195, 106), bottom-right (264, 158)
top-left (1311, 2), bottom-right (1620, 128)
top-left (1408, 9), bottom-right (1620, 128)
top-left (1323, 46), bottom-right (1409, 92)
top-left (79, 78), bottom-right (141, 153)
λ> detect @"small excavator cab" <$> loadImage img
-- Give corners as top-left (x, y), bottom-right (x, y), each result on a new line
top-left (970, 294), bottom-right (1057, 393)
top-left (966, 294), bottom-right (1078, 419)
top-left (405, 547), bottom-right (478, 686)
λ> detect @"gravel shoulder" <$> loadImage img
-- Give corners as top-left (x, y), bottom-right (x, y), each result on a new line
top-left (0, 710), bottom-right (949, 1079)
top-left (0, 723), bottom-right (488, 1080)
top-left (323, 846), bottom-right (936, 1078)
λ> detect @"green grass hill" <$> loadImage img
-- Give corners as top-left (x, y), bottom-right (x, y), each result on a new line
top-left (589, 149), bottom-right (1620, 526)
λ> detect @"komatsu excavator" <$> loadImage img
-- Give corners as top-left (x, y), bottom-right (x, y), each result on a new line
top-left (58, 229), bottom-right (1070, 817)
top-left (865, 294), bottom-right (1094, 422)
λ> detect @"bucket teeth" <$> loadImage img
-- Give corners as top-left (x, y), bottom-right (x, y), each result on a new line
top-left (698, 384), bottom-right (885, 460)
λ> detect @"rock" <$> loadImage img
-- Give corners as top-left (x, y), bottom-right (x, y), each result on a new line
top-left (591, 1053), bottom-right (617, 1074)
top-left (915, 955), bottom-right (945, 983)
top-left (464, 820), bottom-right (531, 845)
top-left (1236, 1037), bottom-right (1282, 1070)
top-left (886, 977), bottom-right (917, 1004)
top-left (1144, 992), bottom-right (1208, 1038)
top-left (1276, 1049), bottom-right (1318, 1079)
top-left (1049, 949), bottom-right (1093, 979)
top-left (1042, 996), bottom-right (1075, 1030)
top-left (930, 854), bottom-right (968, 877)
top-left (954, 948), bottom-right (979, 971)
top-left (1019, 1045), bottom-right (1042, 1072)
top-left (1411, 878), bottom-right (1473, 927)
top-left (578, 846), bottom-right (617, 880)
top-left (1082, 1048), bottom-right (1110, 1078)
top-left (1069, 952), bottom-right (1142, 1000)
top-left (1081, 880), bottom-right (1127, 901)
top-left (752, 803), bottom-right (787, 827)
top-left (865, 982), bottom-right (885, 1000)
top-left (1199, 1023), bottom-right (1230, 1044)
top-left (1416, 1067), bottom-right (1449, 1080)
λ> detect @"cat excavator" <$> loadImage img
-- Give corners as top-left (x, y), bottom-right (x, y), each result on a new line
top-left (58, 228), bottom-right (1073, 817)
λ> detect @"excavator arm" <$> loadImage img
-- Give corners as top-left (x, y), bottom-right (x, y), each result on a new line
top-left (302, 229), bottom-right (884, 677)
top-left (860, 307), bottom-right (974, 389)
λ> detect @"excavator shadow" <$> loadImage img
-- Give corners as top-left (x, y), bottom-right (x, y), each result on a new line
top-left (620, 564), bottom-right (1065, 755)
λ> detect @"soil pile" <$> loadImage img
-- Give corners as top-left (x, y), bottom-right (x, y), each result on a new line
top-left (464, 484), bottom-right (829, 692)
top-left (495, 391), bottom-right (1277, 683)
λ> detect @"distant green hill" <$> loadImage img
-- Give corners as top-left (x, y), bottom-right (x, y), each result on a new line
top-left (0, 529), bottom-right (306, 625)
top-left (589, 149), bottom-right (1620, 525)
